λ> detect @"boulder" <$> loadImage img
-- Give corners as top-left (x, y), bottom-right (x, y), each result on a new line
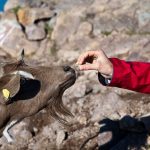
top-left (57, 50), bottom-right (80, 63)
top-left (51, 8), bottom-right (84, 46)
top-left (90, 92), bottom-right (130, 122)
top-left (4, 0), bottom-right (30, 11)
top-left (0, 19), bottom-right (38, 57)
top-left (137, 11), bottom-right (150, 32)
top-left (76, 21), bottom-right (93, 37)
top-left (25, 24), bottom-right (46, 40)
top-left (17, 7), bottom-right (55, 26)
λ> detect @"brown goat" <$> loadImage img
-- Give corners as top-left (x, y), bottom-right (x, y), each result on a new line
top-left (0, 50), bottom-right (76, 142)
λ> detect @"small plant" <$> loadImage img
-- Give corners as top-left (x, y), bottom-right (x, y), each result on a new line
top-left (125, 29), bottom-right (136, 36)
top-left (44, 23), bottom-right (53, 38)
top-left (126, 30), bottom-right (150, 36)
top-left (12, 5), bottom-right (21, 15)
top-left (101, 31), bottom-right (112, 36)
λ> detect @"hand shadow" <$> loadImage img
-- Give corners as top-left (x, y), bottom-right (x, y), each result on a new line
top-left (98, 115), bottom-right (149, 150)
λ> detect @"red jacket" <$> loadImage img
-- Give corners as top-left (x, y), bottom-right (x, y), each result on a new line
top-left (98, 58), bottom-right (150, 94)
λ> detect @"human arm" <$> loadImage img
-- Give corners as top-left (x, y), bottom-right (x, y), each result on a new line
top-left (77, 50), bottom-right (150, 94)
top-left (104, 58), bottom-right (150, 94)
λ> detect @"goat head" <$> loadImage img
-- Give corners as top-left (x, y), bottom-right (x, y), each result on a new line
top-left (0, 49), bottom-right (76, 142)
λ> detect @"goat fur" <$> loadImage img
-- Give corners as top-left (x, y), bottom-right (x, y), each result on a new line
top-left (0, 50), bottom-right (76, 142)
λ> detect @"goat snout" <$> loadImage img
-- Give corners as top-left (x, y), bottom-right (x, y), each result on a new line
top-left (63, 66), bottom-right (71, 72)
top-left (63, 65), bottom-right (75, 75)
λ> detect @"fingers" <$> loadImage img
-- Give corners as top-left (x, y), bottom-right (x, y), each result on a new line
top-left (76, 52), bottom-right (88, 65)
top-left (79, 63), bottom-right (98, 71)
top-left (76, 50), bottom-right (100, 65)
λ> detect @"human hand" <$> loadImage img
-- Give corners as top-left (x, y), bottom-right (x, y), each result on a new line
top-left (76, 50), bottom-right (113, 78)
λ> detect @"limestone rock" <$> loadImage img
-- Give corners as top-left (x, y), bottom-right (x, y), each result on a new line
top-left (25, 24), bottom-right (46, 40)
top-left (56, 130), bottom-right (66, 148)
top-left (0, 0), bottom-right (150, 149)
top-left (90, 92), bottom-right (130, 122)
top-left (51, 8), bottom-right (84, 46)
top-left (57, 50), bottom-right (80, 63)
top-left (0, 19), bottom-right (38, 57)
top-left (11, 121), bottom-right (32, 142)
top-left (64, 76), bottom-right (88, 98)
top-left (17, 7), bottom-right (55, 26)
top-left (76, 21), bottom-right (93, 36)
top-left (137, 11), bottom-right (150, 32)
top-left (0, 10), bottom-right (17, 21)
top-left (4, 0), bottom-right (30, 11)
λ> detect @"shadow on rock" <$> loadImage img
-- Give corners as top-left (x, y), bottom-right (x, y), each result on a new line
top-left (98, 115), bottom-right (149, 150)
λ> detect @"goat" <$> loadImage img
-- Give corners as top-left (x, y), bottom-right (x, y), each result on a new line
top-left (0, 50), bottom-right (76, 142)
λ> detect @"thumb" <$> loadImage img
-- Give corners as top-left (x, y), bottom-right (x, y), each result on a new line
top-left (79, 64), bottom-right (98, 71)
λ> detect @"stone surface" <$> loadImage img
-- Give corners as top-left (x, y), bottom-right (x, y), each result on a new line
top-left (0, 0), bottom-right (150, 150)
top-left (4, 0), bottom-right (30, 11)
top-left (76, 21), bottom-right (93, 36)
top-left (51, 8), bottom-right (84, 46)
top-left (25, 24), bottom-right (46, 41)
top-left (0, 19), bottom-right (38, 57)
top-left (17, 7), bottom-right (55, 26)
top-left (57, 49), bottom-right (80, 63)
top-left (137, 11), bottom-right (150, 32)
top-left (56, 130), bottom-right (66, 148)
top-left (11, 121), bottom-right (32, 142)
top-left (90, 92), bottom-right (130, 122)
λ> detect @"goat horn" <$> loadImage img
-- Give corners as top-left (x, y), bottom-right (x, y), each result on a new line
top-left (19, 48), bottom-right (25, 62)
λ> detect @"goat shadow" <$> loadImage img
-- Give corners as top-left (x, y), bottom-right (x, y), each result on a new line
top-left (12, 78), bottom-right (41, 101)
top-left (98, 115), bottom-right (149, 150)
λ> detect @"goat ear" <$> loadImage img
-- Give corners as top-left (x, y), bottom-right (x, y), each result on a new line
top-left (21, 49), bottom-right (24, 61)
top-left (18, 48), bottom-right (25, 63)
top-left (0, 74), bottom-right (21, 99)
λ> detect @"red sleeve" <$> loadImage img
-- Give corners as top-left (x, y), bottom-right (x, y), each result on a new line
top-left (109, 58), bottom-right (150, 94)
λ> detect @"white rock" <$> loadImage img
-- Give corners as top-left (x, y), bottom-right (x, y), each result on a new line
top-left (51, 9), bottom-right (84, 46)
top-left (57, 50), bottom-right (80, 62)
top-left (0, 19), bottom-right (38, 57)
top-left (56, 130), bottom-right (66, 148)
top-left (76, 21), bottom-right (93, 36)
top-left (25, 24), bottom-right (46, 41)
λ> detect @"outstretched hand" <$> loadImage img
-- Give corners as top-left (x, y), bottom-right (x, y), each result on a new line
top-left (76, 50), bottom-right (113, 78)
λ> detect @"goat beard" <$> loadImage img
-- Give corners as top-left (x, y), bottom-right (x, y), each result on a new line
top-left (48, 93), bottom-right (73, 125)
top-left (47, 77), bottom-right (75, 125)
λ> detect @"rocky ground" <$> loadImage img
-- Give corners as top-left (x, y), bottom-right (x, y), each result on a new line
top-left (0, 0), bottom-right (150, 149)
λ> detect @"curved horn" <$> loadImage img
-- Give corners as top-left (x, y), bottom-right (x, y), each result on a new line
top-left (19, 48), bottom-right (25, 63)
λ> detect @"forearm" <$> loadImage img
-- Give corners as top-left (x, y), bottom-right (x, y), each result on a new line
top-left (98, 58), bottom-right (150, 94)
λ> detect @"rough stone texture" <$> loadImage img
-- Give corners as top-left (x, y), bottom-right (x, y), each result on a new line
top-left (4, 0), bottom-right (30, 11)
top-left (76, 21), bottom-right (93, 37)
top-left (17, 7), bottom-right (55, 26)
top-left (0, 0), bottom-right (150, 149)
top-left (25, 24), bottom-right (46, 40)
top-left (90, 92), bottom-right (130, 122)
top-left (51, 8), bottom-right (84, 46)
top-left (0, 18), bottom-right (38, 57)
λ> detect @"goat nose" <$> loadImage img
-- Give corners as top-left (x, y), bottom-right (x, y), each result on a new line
top-left (63, 65), bottom-right (71, 72)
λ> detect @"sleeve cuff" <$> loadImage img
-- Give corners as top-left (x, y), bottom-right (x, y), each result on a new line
top-left (98, 72), bottom-right (112, 86)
